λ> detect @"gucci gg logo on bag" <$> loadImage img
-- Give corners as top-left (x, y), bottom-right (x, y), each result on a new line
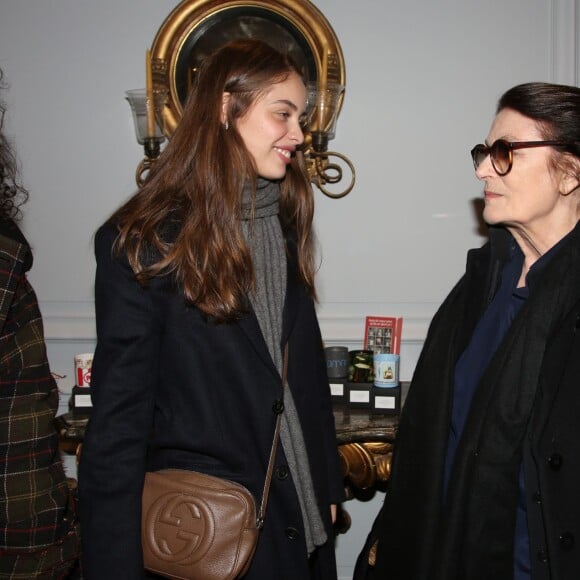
top-left (142, 469), bottom-right (259, 580)
top-left (143, 491), bottom-right (215, 564)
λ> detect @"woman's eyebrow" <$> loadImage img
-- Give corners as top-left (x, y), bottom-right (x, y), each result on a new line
top-left (271, 98), bottom-right (299, 110)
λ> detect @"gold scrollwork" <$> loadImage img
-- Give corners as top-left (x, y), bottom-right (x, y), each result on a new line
top-left (338, 442), bottom-right (393, 495)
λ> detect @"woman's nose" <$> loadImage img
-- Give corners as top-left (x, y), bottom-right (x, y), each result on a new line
top-left (290, 120), bottom-right (304, 145)
top-left (475, 153), bottom-right (494, 180)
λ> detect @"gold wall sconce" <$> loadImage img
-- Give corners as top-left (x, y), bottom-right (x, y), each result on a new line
top-left (127, 0), bottom-right (355, 198)
top-left (305, 81), bottom-right (355, 198)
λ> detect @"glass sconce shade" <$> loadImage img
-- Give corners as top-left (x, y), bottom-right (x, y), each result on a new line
top-left (307, 82), bottom-right (344, 152)
top-left (125, 88), bottom-right (167, 144)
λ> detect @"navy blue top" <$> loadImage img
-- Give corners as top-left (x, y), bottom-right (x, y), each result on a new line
top-left (443, 239), bottom-right (526, 494)
top-left (443, 234), bottom-right (567, 580)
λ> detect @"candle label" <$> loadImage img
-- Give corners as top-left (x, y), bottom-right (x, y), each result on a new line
top-left (74, 353), bottom-right (93, 387)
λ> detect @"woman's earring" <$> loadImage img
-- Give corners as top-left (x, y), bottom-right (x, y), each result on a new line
top-left (224, 120), bottom-right (229, 131)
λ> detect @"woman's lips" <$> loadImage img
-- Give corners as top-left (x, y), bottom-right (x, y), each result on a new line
top-left (274, 146), bottom-right (292, 164)
top-left (484, 190), bottom-right (502, 200)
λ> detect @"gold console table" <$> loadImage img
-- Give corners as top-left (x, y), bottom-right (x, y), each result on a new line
top-left (334, 382), bottom-right (407, 494)
top-left (56, 382), bottom-right (408, 536)
top-left (56, 384), bottom-right (409, 489)
top-left (334, 405), bottom-right (398, 496)
top-left (330, 382), bottom-right (407, 534)
top-left (56, 393), bottom-right (405, 491)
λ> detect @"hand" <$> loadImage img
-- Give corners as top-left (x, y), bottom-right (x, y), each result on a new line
top-left (330, 503), bottom-right (337, 524)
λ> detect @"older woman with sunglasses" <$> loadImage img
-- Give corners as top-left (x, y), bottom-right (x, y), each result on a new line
top-left (355, 82), bottom-right (580, 580)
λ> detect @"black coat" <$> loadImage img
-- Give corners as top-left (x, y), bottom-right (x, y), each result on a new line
top-left (363, 223), bottom-right (580, 580)
top-left (78, 224), bottom-right (344, 579)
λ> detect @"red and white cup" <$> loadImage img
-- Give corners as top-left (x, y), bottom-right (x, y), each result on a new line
top-left (75, 353), bottom-right (93, 387)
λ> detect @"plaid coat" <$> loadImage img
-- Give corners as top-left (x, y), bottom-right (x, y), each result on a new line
top-left (0, 219), bottom-right (80, 579)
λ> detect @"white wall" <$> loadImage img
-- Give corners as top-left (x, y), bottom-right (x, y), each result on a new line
top-left (1, 1), bottom-right (579, 578)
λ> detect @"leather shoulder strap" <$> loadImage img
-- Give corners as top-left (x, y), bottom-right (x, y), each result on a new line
top-left (256, 342), bottom-right (289, 528)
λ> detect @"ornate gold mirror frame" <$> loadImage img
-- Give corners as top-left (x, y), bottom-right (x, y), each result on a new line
top-left (150, 0), bottom-right (345, 133)
top-left (145, 0), bottom-right (354, 197)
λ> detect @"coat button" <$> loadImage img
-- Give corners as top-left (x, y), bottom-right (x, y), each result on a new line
top-left (547, 453), bottom-right (563, 471)
top-left (559, 532), bottom-right (575, 551)
top-left (537, 548), bottom-right (549, 563)
top-left (272, 399), bottom-right (284, 414)
top-left (532, 491), bottom-right (542, 504)
top-left (285, 527), bottom-right (299, 540)
top-left (275, 465), bottom-right (289, 480)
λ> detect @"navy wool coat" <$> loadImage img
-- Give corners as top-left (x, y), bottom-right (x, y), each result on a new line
top-left (79, 224), bottom-right (344, 579)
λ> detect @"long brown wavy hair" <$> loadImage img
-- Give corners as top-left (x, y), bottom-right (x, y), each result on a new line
top-left (0, 69), bottom-right (29, 220)
top-left (111, 39), bottom-right (317, 321)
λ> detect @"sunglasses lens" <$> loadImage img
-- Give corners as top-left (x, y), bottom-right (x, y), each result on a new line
top-left (490, 140), bottom-right (511, 175)
top-left (471, 145), bottom-right (487, 169)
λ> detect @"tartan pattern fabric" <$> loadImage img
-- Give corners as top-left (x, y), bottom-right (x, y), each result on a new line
top-left (0, 227), bottom-right (81, 578)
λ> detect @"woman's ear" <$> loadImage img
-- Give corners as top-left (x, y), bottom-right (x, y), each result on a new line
top-left (559, 156), bottom-right (580, 196)
top-left (221, 92), bottom-right (231, 125)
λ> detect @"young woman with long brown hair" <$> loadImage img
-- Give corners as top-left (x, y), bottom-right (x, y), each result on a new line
top-left (79, 39), bottom-right (344, 579)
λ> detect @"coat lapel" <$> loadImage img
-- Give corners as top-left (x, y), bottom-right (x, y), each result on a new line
top-left (237, 306), bottom-right (277, 373)
top-left (528, 226), bottom-right (580, 431)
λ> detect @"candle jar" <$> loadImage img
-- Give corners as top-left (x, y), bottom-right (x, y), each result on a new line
top-left (325, 346), bottom-right (350, 379)
top-left (348, 350), bottom-right (374, 383)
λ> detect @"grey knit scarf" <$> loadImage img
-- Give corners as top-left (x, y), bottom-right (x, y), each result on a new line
top-left (240, 178), bottom-right (327, 555)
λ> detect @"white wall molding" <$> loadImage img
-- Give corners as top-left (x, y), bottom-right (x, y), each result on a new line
top-left (41, 300), bottom-right (96, 341)
top-left (41, 299), bottom-right (436, 345)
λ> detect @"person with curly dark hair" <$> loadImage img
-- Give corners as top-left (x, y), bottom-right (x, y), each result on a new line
top-left (0, 81), bottom-right (27, 219)
top-left (0, 68), bottom-right (81, 578)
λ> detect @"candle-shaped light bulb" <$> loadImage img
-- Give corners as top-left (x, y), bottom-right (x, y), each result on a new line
top-left (317, 50), bottom-right (328, 133)
top-left (145, 49), bottom-right (155, 138)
